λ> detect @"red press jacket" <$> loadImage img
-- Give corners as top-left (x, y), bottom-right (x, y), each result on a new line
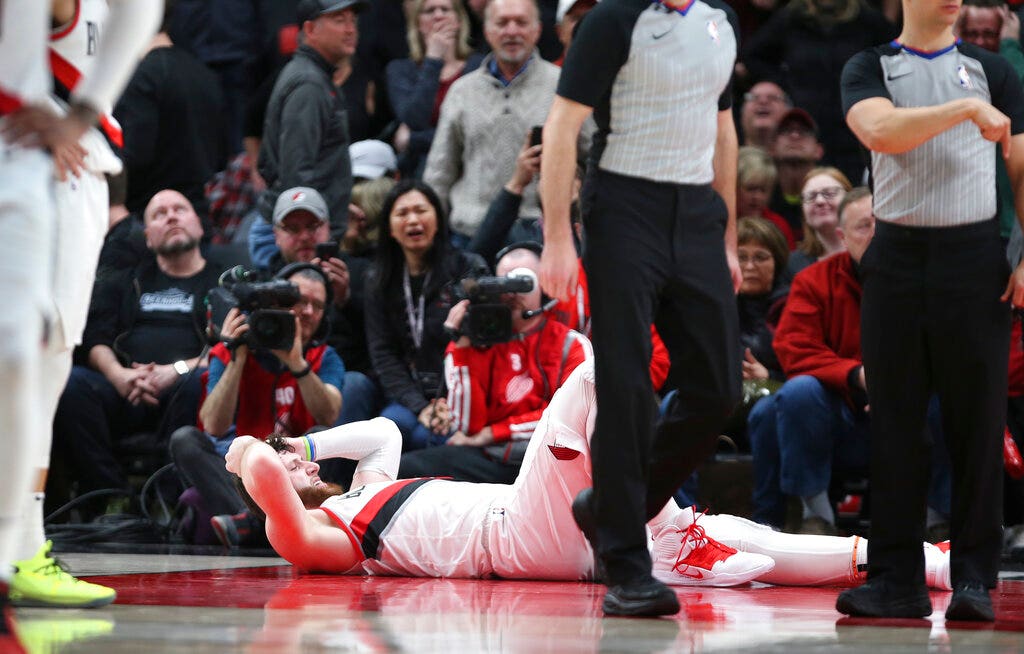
top-left (444, 318), bottom-right (592, 442)
top-left (206, 342), bottom-right (329, 439)
top-left (773, 252), bottom-right (862, 405)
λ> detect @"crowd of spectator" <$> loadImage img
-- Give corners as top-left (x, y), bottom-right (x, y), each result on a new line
top-left (46, 0), bottom-right (1024, 558)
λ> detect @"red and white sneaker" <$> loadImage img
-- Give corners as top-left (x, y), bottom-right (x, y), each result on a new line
top-left (651, 513), bottom-right (775, 587)
top-left (924, 541), bottom-right (951, 591)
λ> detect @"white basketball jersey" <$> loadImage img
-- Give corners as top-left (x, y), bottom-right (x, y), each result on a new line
top-left (319, 477), bottom-right (510, 578)
top-left (0, 0), bottom-right (51, 112)
top-left (50, 0), bottom-right (122, 143)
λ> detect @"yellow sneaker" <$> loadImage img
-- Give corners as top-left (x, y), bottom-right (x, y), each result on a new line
top-left (15, 615), bottom-right (114, 654)
top-left (9, 542), bottom-right (116, 608)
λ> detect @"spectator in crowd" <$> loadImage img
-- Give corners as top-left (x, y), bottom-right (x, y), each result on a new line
top-left (167, 0), bottom-right (267, 155)
top-left (750, 189), bottom-right (949, 538)
top-left (743, 0), bottom-right (896, 182)
top-left (737, 146), bottom-right (796, 249)
top-left (466, 134), bottom-right (544, 260)
top-left (398, 243), bottom-right (591, 482)
top-left (787, 167), bottom-right (853, 278)
top-left (553, 0), bottom-right (597, 65)
top-left (332, 28), bottom-right (392, 145)
top-left (254, 0), bottom-right (365, 241)
top-left (267, 187), bottom-right (379, 426)
top-left (956, 0), bottom-right (1024, 243)
top-left (424, 0), bottom-right (571, 244)
top-left (386, 0), bottom-right (484, 178)
top-left (748, 188), bottom-right (876, 533)
top-left (739, 80), bottom-right (791, 151)
top-left (769, 108), bottom-right (825, 239)
top-left (114, 8), bottom-right (228, 224)
top-left (47, 191), bottom-right (221, 519)
top-left (721, 217), bottom-right (791, 451)
top-left (347, 176), bottom-right (396, 256)
top-left (365, 180), bottom-right (488, 450)
top-left (170, 263), bottom-right (344, 546)
top-left (737, 218), bottom-right (790, 386)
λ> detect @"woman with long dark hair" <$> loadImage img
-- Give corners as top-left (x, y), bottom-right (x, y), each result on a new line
top-left (365, 179), bottom-right (488, 450)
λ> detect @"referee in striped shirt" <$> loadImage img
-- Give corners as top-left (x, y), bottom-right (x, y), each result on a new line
top-left (539, 0), bottom-right (741, 616)
top-left (836, 0), bottom-right (1024, 622)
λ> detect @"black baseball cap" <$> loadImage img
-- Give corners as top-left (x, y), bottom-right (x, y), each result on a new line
top-left (297, 0), bottom-right (368, 23)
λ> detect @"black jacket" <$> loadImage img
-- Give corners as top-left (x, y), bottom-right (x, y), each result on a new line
top-left (365, 249), bottom-right (488, 414)
top-left (257, 44), bottom-right (353, 236)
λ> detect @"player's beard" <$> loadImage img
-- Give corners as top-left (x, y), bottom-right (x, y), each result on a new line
top-left (297, 482), bottom-right (346, 509)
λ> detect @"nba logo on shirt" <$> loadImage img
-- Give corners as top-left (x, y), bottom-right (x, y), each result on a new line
top-left (957, 64), bottom-right (973, 90)
top-left (706, 20), bottom-right (719, 44)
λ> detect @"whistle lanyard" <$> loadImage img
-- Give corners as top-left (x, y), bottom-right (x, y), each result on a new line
top-left (403, 264), bottom-right (431, 350)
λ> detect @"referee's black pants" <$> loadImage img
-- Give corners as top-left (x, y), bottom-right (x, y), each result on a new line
top-left (582, 170), bottom-right (741, 585)
top-left (862, 218), bottom-right (1009, 589)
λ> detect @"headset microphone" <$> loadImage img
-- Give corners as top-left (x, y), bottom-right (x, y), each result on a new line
top-left (522, 299), bottom-right (558, 319)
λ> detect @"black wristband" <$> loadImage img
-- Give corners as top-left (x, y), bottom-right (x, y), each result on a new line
top-left (291, 363), bottom-right (312, 379)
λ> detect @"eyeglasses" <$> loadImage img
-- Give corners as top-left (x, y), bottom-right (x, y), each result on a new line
top-left (738, 251), bottom-right (773, 265)
top-left (744, 92), bottom-right (787, 104)
top-left (276, 222), bottom-right (324, 236)
top-left (801, 186), bottom-right (844, 204)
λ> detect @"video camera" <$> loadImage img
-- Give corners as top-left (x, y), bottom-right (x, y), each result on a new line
top-left (206, 266), bottom-right (301, 351)
top-left (455, 272), bottom-right (535, 347)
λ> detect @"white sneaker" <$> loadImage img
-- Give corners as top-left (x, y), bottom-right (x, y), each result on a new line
top-left (651, 513), bottom-right (775, 587)
top-left (924, 540), bottom-right (951, 591)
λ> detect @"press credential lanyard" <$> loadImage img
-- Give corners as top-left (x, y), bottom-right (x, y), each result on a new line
top-left (403, 264), bottom-right (431, 350)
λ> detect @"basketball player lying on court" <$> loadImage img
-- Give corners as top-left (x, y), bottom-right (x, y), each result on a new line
top-left (226, 360), bottom-right (950, 590)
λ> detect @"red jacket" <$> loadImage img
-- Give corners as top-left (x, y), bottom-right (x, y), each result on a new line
top-left (551, 259), bottom-right (670, 391)
top-left (207, 343), bottom-right (329, 439)
top-left (773, 252), bottom-right (862, 404)
top-left (444, 318), bottom-right (592, 442)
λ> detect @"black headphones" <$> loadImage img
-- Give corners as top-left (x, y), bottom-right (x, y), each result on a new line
top-left (275, 262), bottom-right (333, 345)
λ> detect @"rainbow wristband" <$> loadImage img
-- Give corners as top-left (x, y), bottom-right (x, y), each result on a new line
top-left (302, 435), bottom-right (317, 462)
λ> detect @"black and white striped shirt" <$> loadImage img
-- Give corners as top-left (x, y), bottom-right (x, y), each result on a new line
top-left (841, 40), bottom-right (1024, 228)
top-left (557, 0), bottom-right (738, 185)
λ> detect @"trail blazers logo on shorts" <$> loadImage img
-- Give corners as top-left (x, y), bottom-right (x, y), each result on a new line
top-left (548, 444), bottom-right (581, 460)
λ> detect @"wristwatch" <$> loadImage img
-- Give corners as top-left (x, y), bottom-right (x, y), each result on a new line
top-left (173, 360), bottom-right (190, 376)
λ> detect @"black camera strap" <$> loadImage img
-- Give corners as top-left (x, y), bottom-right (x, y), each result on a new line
top-left (403, 264), bottom-right (432, 350)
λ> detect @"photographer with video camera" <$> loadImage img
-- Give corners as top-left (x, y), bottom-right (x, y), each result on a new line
top-left (398, 243), bottom-right (592, 484)
top-left (168, 262), bottom-right (344, 546)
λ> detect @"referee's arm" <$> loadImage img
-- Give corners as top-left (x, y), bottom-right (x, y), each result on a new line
top-left (1002, 132), bottom-right (1024, 306)
top-left (539, 96), bottom-right (592, 302)
top-left (846, 96), bottom-right (1011, 155)
top-left (712, 108), bottom-right (741, 293)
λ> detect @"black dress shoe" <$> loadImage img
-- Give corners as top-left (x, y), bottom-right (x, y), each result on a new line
top-left (836, 580), bottom-right (932, 618)
top-left (572, 488), bottom-right (606, 582)
top-left (603, 576), bottom-right (681, 617)
top-left (945, 582), bottom-right (994, 622)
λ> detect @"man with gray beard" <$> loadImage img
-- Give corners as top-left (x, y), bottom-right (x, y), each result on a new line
top-left (47, 190), bottom-right (223, 520)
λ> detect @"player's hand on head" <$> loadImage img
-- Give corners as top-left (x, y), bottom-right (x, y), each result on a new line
top-left (225, 435), bottom-right (261, 474)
